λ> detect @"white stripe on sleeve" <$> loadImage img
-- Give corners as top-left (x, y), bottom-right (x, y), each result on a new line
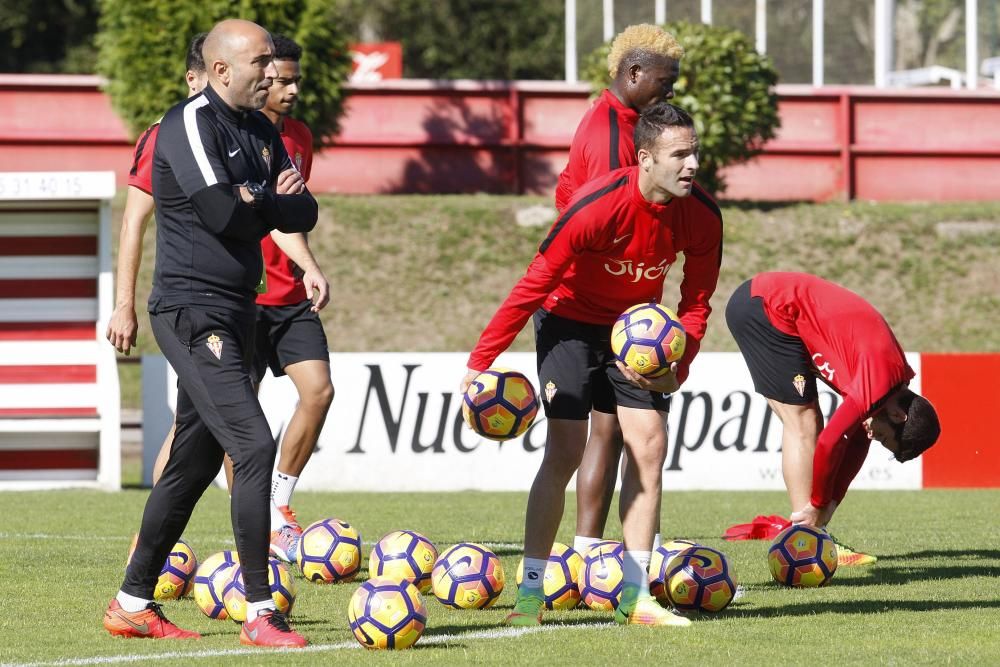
top-left (182, 96), bottom-right (217, 187)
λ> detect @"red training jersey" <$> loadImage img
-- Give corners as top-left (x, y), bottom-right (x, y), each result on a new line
top-left (751, 272), bottom-right (915, 508)
top-left (128, 122), bottom-right (160, 195)
top-left (555, 89), bottom-right (640, 211)
top-left (257, 117), bottom-right (314, 306)
top-left (469, 166), bottom-right (723, 384)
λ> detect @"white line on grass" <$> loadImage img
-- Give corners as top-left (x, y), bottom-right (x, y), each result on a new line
top-left (3, 623), bottom-right (611, 667)
top-left (0, 533), bottom-right (524, 551)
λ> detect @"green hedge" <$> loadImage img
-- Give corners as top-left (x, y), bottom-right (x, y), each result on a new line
top-left (96, 0), bottom-right (351, 145)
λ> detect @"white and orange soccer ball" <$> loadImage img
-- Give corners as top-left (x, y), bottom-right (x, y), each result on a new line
top-left (663, 545), bottom-right (737, 613)
top-left (768, 525), bottom-right (838, 587)
top-left (610, 303), bottom-right (686, 377)
top-left (297, 518), bottom-right (363, 584)
top-left (125, 536), bottom-right (197, 601)
top-left (348, 577), bottom-right (428, 650)
top-left (462, 368), bottom-right (539, 441)
top-left (515, 542), bottom-right (583, 610)
top-left (369, 530), bottom-right (439, 594)
top-left (192, 550), bottom-right (240, 619)
top-left (221, 558), bottom-right (296, 622)
top-left (578, 540), bottom-right (624, 611)
top-left (431, 542), bottom-right (505, 609)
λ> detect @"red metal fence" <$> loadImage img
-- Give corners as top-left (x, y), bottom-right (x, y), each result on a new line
top-left (2, 74), bottom-right (999, 201)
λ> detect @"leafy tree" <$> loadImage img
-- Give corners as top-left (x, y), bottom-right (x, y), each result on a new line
top-left (0, 0), bottom-right (99, 73)
top-left (96, 0), bottom-right (352, 144)
top-left (584, 21), bottom-right (780, 196)
top-left (337, 0), bottom-right (565, 80)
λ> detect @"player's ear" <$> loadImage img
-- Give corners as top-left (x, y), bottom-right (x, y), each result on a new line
top-left (629, 63), bottom-right (642, 83)
top-left (637, 148), bottom-right (652, 171)
top-left (213, 59), bottom-right (229, 84)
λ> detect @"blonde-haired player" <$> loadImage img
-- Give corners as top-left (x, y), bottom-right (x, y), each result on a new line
top-left (555, 24), bottom-right (684, 210)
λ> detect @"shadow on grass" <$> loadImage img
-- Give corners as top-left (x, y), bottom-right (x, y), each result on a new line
top-left (878, 549), bottom-right (1000, 562)
top-left (729, 597), bottom-right (1000, 619)
top-left (717, 199), bottom-right (816, 212)
top-left (842, 563), bottom-right (1000, 587)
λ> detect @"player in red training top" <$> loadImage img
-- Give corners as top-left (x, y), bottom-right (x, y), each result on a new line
top-left (555, 24), bottom-right (682, 211)
top-left (726, 272), bottom-right (940, 564)
top-left (556, 24), bottom-right (686, 559)
top-left (253, 34), bottom-right (333, 565)
top-left (461, 103), bottom-right (723, 627)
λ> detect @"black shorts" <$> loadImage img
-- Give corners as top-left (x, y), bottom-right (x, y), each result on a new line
top-left (725, 279), bottom-right (818, 405)
top-left (533, 309), bottom-right (671, 420)
top-left (252, 300), bottom-right (329, 383)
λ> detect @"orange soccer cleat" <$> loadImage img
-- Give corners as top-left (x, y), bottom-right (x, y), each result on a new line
top-left (240, 610), bottom-right (307, 648)
top-left (103, 599), bottom-right (200, 639)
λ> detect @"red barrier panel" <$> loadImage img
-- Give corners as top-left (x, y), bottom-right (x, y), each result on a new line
top-left (2, 75), bottom-right (1000, 201)
top-left (920, 354), bottom-right (1000, 488)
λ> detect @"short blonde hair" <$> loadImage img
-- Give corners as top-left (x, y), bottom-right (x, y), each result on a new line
top-left (607, 24), bottom-right (684, 78)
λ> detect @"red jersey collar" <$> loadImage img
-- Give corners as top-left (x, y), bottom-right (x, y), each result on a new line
top-left (601, 89), bottom-right (640, 124)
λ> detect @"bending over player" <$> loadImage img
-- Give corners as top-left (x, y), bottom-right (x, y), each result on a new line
top-left (726, 272), bottom-right (941, 563)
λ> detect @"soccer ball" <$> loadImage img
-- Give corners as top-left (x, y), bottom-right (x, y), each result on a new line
top-left (192, 550), bottom-right (240, 619)
top-left (663, 545), bottom-right (737, 613)
top-left (610, 303), bottom-right (686, 377)
top-left (431, 542), bottom-right (505, 609)
top-left (649, 538), bottom-right (700, 602)
top-left (768, 525), bottom-right (839, 587)
top-left (125, 535), bottom-right (198, 601)
top-left (369, 530), bottom-right (439, 594)
top-left (348, 577), bottom-right (428, 650)
top-left (462, 368), bottom-right (539, 441)
top-left (578, 540), bottom-right (624, 611)
top-left (297, 518), bottom-right (363, 584)
top-left (222, 558), bottom-right (296, 622)
top-left (515, 542), bottom-right (583, 610)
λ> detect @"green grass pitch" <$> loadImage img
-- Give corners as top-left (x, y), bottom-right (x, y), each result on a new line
top-left (1, 488), bottom-right (998, 665)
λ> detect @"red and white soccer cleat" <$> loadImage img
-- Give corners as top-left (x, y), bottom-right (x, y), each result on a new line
top-left (240, 610), bottom-right (307, 648)
top-left (103, 599), bottom-right (200, 639)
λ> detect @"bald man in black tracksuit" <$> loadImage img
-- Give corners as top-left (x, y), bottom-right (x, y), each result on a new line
top-left (107, 23), bottom-right (317, 646)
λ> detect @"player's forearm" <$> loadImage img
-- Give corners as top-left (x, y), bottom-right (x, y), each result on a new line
top-left (269, 230), bottom-right (319, 272)
top-left (810, 399), bottom-right (865, 508)
top-left (261, 191), bottom-right (319, 234)
top-left (831, 429), bottom-right (871, 504)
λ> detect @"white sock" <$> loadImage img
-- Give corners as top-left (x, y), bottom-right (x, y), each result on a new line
top-left (116, 590), bottom-right (151, 613)
top-left (247, 599), bottom-right (277, 619)
top-left (573, 535), bottom-right (601, 556)
top-left (520, 557), bottom-right (548, 593)
top-left (270, 471), bottom-right (298, 530)
top-left (653, 533), bottom-right (662, 551)
top-left (271, 471), bottom-right (297, 508)
top-left (623, 550), bottom-right (652, 596)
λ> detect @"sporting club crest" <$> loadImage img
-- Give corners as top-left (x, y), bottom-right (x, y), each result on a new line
top-left (207, 334), bottom-right (223, 360)
top-left (544, 380), bottom-right (557, 403)
top-left (792, 373), bottom-right (806, 397)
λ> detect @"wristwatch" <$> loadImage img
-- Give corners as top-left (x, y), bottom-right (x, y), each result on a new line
top-left (245, 182), bottom-right (265, 208)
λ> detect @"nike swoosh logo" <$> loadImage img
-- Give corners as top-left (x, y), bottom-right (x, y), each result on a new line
top-left (613, 234), bottom-right (631, 245)
top-left (228, 147), bottom-right (241, 157)
top-left (114, 611), bottom-right (149, 634)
